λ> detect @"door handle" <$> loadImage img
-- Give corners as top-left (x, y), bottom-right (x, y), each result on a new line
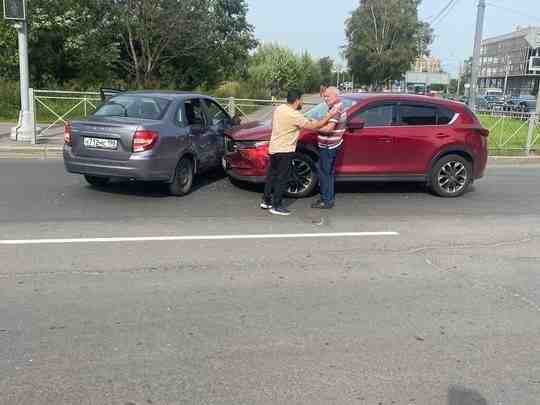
top-left (376, 136), bottom-right (393, 143)
top-left (436, 133), bottom-right (450, 139)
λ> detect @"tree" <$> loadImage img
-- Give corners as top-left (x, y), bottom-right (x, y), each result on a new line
top-left (319, 57), bottom-right (334, 86)
top-left (0, 0), bottom-right (120, 87)
top-left (114, 0), bottom-right (256, 88)
top-left (344, 0), bottom-right (433, 89)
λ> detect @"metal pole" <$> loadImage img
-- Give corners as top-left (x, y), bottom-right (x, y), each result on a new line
top-left (526, 81), bottom-right (540, 155)
top-left (469, 0), bottom-right (486, 111)
top-left (10, 20), bottom-right (35, 143)
top-left (503, 55), bottom-right (509, 96)
top-left (456, 63), bottom-right (462, 98)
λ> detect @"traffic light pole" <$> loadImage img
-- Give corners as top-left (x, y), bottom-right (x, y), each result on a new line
top-left (469, 0), bottom-right (486, 111)
top-left (10, 20), bottom-right (35, 143)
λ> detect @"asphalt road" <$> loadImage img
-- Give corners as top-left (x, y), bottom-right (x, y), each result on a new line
top-left (1, 159), bottom-right (540, 405)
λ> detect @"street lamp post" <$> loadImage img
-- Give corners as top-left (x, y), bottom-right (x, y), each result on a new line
top-left (4, 0), bottom-right (35, 143)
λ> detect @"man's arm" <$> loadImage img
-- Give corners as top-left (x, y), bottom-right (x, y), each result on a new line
top-left (301, 110), bottom-right (340, 131)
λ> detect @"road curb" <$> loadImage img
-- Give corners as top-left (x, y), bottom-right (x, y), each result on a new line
top-left (0, 146), bottom-right (63, 160)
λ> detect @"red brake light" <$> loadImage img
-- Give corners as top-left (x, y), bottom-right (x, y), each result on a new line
top-left (64, 122), bottom-right (72, 145)
top-left (133, 130), bottom-right (159, 152)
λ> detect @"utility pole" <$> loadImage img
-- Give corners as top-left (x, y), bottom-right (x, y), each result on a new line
top-left (469, 0), bottom-right (486, 111)
top-left (526, 80), bottom-right (540, 155)
top-left (4, 0), bottom-right (35, 143)
top-left (456, 63), bottom-right (462, 98)
top-left (503, 55), bottom-right (510, 96)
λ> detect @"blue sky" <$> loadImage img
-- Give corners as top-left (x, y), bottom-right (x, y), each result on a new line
top-left (246, 0), bottom-right (540, 77)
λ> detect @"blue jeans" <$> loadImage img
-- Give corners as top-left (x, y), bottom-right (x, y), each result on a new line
top-left (318, 146), bottom-right (340, 204)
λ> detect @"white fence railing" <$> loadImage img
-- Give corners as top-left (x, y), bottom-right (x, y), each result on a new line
top-left (476, 108), bottom-right (539, 154)
top-left (26, 89), bottom-right (540, 154)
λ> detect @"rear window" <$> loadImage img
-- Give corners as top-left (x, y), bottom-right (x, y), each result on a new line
top-left (399, 104), bottom-right (437, 126)
top-left (94, 95), bottom-right (171, 120)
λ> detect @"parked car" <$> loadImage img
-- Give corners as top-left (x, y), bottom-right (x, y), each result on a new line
top-left (504, 95), bottom-right (537, 113)
top-left (224, 94), bottom-right (489, 198)
top-left (64, 91), bottom-right (239, 195)
top-left (476, 94), bottom-right (505, 111)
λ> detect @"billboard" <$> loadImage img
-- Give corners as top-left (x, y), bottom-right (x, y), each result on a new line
top-left (3, 0), bottom-right (25, 20)
top-left (405, 71), bottom-right (450, 86)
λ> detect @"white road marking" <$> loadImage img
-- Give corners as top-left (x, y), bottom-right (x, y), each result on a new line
top-left (0, 232), bottom-right (399, 245)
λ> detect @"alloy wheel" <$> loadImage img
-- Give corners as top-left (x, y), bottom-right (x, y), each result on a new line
top-left (437, 161), bottom-right (468, 195)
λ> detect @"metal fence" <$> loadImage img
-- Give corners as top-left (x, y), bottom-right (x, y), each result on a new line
top-left (476, 108), bottom-right (539, 155)
top-left (30, 90), bottom-right (294, 140)
top-left (28, 89), bottom-right (539, 155)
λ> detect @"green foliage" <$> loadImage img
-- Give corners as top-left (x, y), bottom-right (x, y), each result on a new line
top-left (319, 57), bottom-right (334, 86)
top-left (345, 0), bottom-right (433, 88)
top-left (247, 43), bottom-right (325, 97)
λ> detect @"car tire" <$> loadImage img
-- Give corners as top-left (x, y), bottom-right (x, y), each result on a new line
top-left (429, 154), bottom-right (472, 198)
top-left (168, 157), bottom-right (194, 196)
top-left (84, 175), bottom-right (110, 187)
top-left (284, 152), bottom-right (318, 198)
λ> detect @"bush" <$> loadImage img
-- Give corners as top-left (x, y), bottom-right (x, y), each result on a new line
top-left (0, 81), bottom-right (20, 121)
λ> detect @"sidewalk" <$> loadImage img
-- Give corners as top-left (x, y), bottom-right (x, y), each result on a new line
top-left (0, 122), bottom-right (63, 159)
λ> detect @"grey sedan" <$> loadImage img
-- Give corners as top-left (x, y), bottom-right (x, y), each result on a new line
top-left (64, 91), bottom-right (238, 195)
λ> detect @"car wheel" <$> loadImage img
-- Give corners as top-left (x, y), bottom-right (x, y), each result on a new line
top-left (84, 175), bottom-right (110, 187)
top-left (429, 154), bottom-right (472, 198)
top-left (285, 153), bottom-right (318, 198)
top-left (168, 157), bottom-right (194, 196)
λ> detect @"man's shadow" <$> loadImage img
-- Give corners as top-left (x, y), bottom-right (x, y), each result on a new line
top-left (448, 385), bottom-right (488, 405)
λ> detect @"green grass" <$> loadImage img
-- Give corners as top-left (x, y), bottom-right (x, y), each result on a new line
top-left (478, 114), bottom-right (538, 153)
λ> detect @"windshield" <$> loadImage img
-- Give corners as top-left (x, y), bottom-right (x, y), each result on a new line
top-left (94, 95), bottom-right (171, 120)
top-left (304, 98), bottom-right (357, 120)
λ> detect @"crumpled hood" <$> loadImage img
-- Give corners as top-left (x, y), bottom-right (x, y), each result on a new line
top-left (225, 120), bottom-right (271, 141)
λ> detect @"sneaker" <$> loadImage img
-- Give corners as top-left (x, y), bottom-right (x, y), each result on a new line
top-left (269, 206), bottom-right (291, 216)
top-left (260, 200), bottom-right (272, 210)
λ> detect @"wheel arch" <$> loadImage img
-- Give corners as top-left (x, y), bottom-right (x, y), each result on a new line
top-left (427, 147), bottom-right (474, 185)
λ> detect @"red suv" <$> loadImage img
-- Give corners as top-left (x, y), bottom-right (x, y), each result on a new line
top-left (223, 94), bottom-right (488, 198)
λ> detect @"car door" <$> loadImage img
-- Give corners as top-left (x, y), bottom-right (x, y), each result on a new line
top-left (389, 103), bottom-right (455, 174)
top-left (336, 103), bottom-right (397, 175)
top-left (202, 98), bottom-right (232, 167)
top-left (183, 98), bottom-right (215, 171)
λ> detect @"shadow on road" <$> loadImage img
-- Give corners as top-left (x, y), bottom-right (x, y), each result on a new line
top-left (87, 169), bottom-right (227, 198)
top-left (448, 385), bottom-right (488, 405)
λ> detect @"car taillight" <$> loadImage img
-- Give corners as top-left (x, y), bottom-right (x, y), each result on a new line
top-left (64, 122), bottom-right (72, 145)
top-left (133, 130), bottom-right (159, 152)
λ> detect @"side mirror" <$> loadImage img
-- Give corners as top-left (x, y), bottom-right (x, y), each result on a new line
top-left (347, 119), bottom-right (365, 130)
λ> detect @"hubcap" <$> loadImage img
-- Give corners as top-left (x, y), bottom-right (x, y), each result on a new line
top-left (177, 162), bottom-right (191, 187)
top-left (438, 161), bottom-right (468, 194)
top-left (288, 159), bottom-right (312, 195)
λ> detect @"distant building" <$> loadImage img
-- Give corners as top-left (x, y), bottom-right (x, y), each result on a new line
top-left (479, 26), bottom-right (540, 96)
top-left (413, 56), bottom-right (442, 73)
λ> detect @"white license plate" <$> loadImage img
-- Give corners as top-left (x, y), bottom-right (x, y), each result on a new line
top-left (84, 137), bottom-right (118, 150)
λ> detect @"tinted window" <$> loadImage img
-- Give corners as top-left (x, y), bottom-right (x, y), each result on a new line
top-left (203, 99), bottom-right (229, 126)
top-left (94, 95), bottom-right (170, 120)
top-left (399, 104), bottom-right (437, 126)
top-left (437, 107), bottom-right (455, 125)
top-left (184, 99), bottom-right (206, 127)
top-left (352, 104), bottom-right (395, 127)
top-left (304, 98), bottom-right (357, 120)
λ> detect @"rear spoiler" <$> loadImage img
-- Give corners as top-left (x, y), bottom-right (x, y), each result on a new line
top-left (99, 88), bottom-right (125, 102)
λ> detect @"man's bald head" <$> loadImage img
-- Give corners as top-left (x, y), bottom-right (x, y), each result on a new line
top-left (323, 86), bottom-right (340, 106)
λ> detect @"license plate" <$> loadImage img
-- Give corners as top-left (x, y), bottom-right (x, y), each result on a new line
top-left (84, 137), bottom-right (118, 150)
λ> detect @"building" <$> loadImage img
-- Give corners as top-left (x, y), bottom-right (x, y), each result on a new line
top-left (479, 26), bottom-right (540, 96)
top-left (412, 56), bottom-right (442, 73)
